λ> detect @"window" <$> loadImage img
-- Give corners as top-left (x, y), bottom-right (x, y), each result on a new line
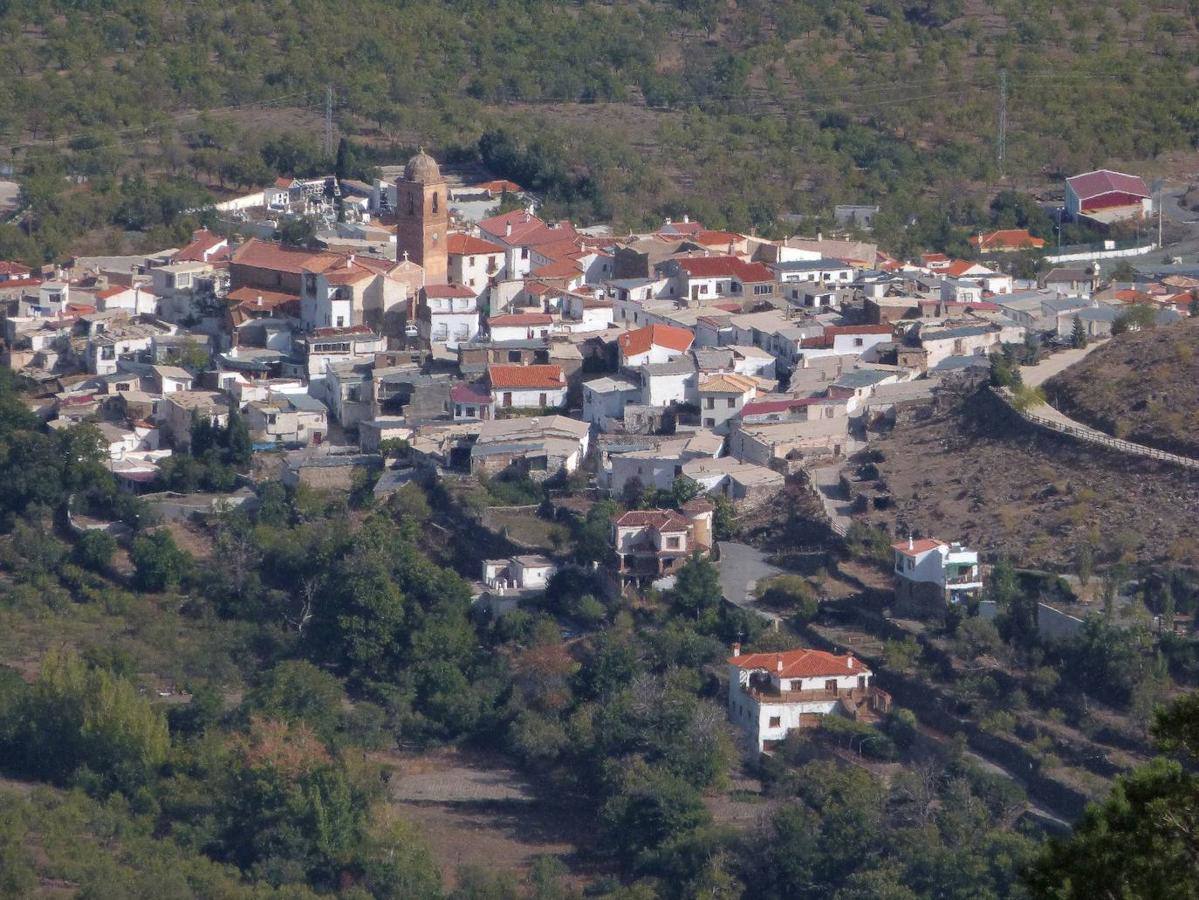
top-left (705, 397), bottom-right (715, 409)
top-left (538, 392), bottom-right (547, 406)
top-left (432, 193), bottom-right (439, 213)
top-left (768, 716), bottom-right (781, 728)
top-left (521, 248), bottom-right (529, 260)
top-left (727, 398), bottom-right (735, 408)
top-left (824, 679), bottom-right (838, 694)
top-left (503, 392), bottom-right (512, 407)
top-left (790, 680), bottom-right (801, 691)
top-left (666, 536), bottom-right (680, 549)
top-left (854, 337), bottom-right (864, 347)
top-left (469, 256), bottom-right (475, 266)
top-left (754, 284), bottom-right (771, 295)
top-left (508, 350), bottom-right (522, 363)
top-left (336, 316), bottom-right (345, 327)
top-left (703, 417), bottom-right (715, 427)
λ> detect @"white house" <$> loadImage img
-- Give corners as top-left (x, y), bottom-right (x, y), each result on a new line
top-left (792, 325), bottom-right (893, 367)
top-left (639, 357), bottom-right (698, 408)
top-left (420, 283), bottom-right (480, 348)
top-left (697, 373), bottom-right (758, 433)
top-left (447, 232), bottom-right (505, 296)
top-left (486, 364), bottom-right (567, 412)
top-left (582, 375), bottom-right (641, 427)
top-left (487, 312), bottom-right (554, 342)
top-left (94, 284), bottom-right (159, 316)
top-left (891, 536), bottom-right (983, 605)
top-left (482, 555), bottom-right (557, 594)
top-left (617, 323), bottom-right (694, 368)
top-left (727, 646), bottom-right (889, 752)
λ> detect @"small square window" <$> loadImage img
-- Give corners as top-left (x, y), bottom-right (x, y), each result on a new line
top-left (768, 716), bottom-right (781, 728)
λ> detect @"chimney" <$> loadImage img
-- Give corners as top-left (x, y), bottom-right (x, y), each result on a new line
top-left (731, 642), bottom-right (741, 657)
top-left (817, 231), bottom-right (823, 242)
top-left (347, 254), bottom-right (355, 267)
top-left (908, 533), bottom-right (914, 551)
top-left (776, 656), bottom-right (783, 673)
top-left (665, 217), bottom-right (672, 225)
top-left (256, 295), bottom-right (263, 307)
top-left (506, 222), bottom-right (513, 237)
top-left (683, 214), bottom-right (690, 224)
top-left (847, 654), bottom-right (855, 669)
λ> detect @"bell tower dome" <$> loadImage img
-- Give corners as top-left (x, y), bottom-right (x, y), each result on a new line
top-left (395, 147), bottom-right (448, 283)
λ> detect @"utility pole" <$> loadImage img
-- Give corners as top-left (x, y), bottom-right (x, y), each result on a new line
top-left (996, 69), bottom-right (1007, 178)
top-left (324, 85), bottom-right (334, 160)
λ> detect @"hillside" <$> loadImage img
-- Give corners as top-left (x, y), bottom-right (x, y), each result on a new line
top-left (3, 0), bottom-right (1199, 262)
top-left (1045, 321), bottom-right (1199, 459)
top-left (858, 385), bottom-right (1199, 570)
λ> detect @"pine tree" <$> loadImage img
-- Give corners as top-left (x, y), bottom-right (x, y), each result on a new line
top-left (1071, 314), bottom-right (1087, 349)
top-left (224, 409), bottom-right (252, 467)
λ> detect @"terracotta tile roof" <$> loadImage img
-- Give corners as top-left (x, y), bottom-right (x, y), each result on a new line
top-left (226, 286), bottom-right (300, 307)
top-left (0, 261), bottom-right (32, 277)
top-left (891, 538), bottom-right (945, 557)
top-left (532, 258), bottom-right (583, 279)
top-left (230, 238), bottom-right (325, 274)
top-left (1066, 169), bottom-right (1150, 201)
top-left (614, 509), bottom-right (690, 531)
top-left (699, 373), bottom-right (758, 394)
top-left (487, 364), bottom-right (565, 390)
top-left (523, 281), bottom-right (551, 295)
top-left (691, 230), bottom-right (743, 246)
top-left (447, 233), bottom-right (506, 255)
top-left (618, 324), bottom-right (694, 358)
top-left (424, 283), bottom-right (477, 298)
top-left (477, 179), bottom-right (522, 194)
top-left (488, 313), bottom-right (553, 327)
top-left (968, 229), bottom-right (1046, 251)
top-left (274, 177), bottom-right (296, 189)
top-left (478, 210), bottom-right (548, 245)
top-left (728, 648), bottom-right (868, 678)
top-left (741, 396), bottom-right (821, 416)
top-left (174, 229), bottom-right (229, 263)
top-left (677, 255), bottom-right (773, 282)
top-left (942, 259), bottom-right (993, 278)
top-left (450, 382), bottom-right (491, 404)
top-left (922, 252), bottom-right (950, 264)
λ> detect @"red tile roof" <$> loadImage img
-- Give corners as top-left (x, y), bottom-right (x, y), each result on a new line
top-left (450, 382), bottom-right (491, 404)
top-left (943, 259), bottom-right (994, 278)
top-left (728, 648), bottom-right (868, 678)
top-left (230, 238), bottom-right (326, 274)
top-left (532, 258), bottom-right (583, 279)
top-left (487, 364), bottom-right (565, 390)
top-left (478, 210), bottom-right (548, 245)
top-left (488, 313), bottom-right (553, 327)
top-left (174, 229), bottom-right (229, 263)
top-left (1066, 169), bottom-right (1150, 202)
top-left (311, 324), bottom-right (376, 338)
top-left (614, 509), bottom-right (690, 531)
top-left (226, 286), bottom-right (300, 307)
top-left (891, 538), bottom-right (945, 557)
top-left (424, 283), bottom-right (477, 298)
top-left (477, 179), bottom-right (522, 195)
top-left (447, 233), bottom-right (506, 255)
top-left (969, 229), bottom-right (1046, 251)
top-left (691, 230), bottom-right (743, 246)
top-left (677, 255), bottom-right (773, 282)
top-left (741, 396), bottom-right (821, 416)
top-left (0, 261), bottom-right (33, 277)
top-left (618, 323), bottom-right (694, 358)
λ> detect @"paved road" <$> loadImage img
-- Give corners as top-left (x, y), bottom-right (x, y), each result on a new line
top-left (716, 541), bottom-right (782, 624)
top-left (811, 465), bottom-right (855, 534)
top-left (1020, 340), bottom-right (1107, 389)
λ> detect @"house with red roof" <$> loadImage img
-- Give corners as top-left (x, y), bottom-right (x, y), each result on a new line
top-left (477, 211), bottom-right (579, 280)
top-left (892, 536), bottom-right (982, 610)
top-left (0, 261), bottom-right (33, 283)
top-left (727, 644), bottom-right (890, 751)
top-left (658, 255), bottom-right (778, 302)
top-left (173, 229), bottom-right (230, 264)
top-left (969, 229), bottom-right (1046, 253)
top-left (487, 312), bottom-right (554, 342)
top-left (447, 233), bottom-right (505, 299)
top-left (486, 363), bottom-right (566, 412)
top-left (1065, 169), bottom-right (1152, 225)
top-left (617, 323), bottom-right (694, 368)
top-left (794, 324), bottom-right (893, 366)
top-left (92, 283), bottom-right (159, 316)
top-left (611, 503), bottom-right (714, 590)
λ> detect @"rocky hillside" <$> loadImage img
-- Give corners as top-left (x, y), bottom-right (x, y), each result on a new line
top-left (1045, 321), bottom-right (1199, 459)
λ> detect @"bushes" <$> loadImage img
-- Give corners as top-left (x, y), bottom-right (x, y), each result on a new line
top-left (130, 530), bottom-right (192, 592)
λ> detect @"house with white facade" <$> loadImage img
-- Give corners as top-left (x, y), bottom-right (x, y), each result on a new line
top-left (419, 283), bottom-right (480, 348)
top-left (582, 374), bottom-right (642, 427)
top-left (639, 356), bottom-right (698, 408)
top-left (791, 325), bottom-right (893, 368)
top-left (727, 646), bottom-right (890, 752)
top-left (487, 312), bottom-right (554, 342)
top-left (618, 323), bottom-right (694, 368)
top-left (482, 555), bottom-right (557, 594)
top-left (611, 502), bottom-right (713, 590)
top-left (486, 364), bottom-right (567, 412)
top-left (447, 233), bottom-right (505, 296)
top-left (605, 430), bottom-right (723, 495)
top-left (891, 537), bottom-right (983, 609)
top-left (697, 373), bottom-right (758, 433)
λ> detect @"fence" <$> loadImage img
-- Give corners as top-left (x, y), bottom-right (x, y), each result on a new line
top-left (992, 387), bottom-right (1199, 471)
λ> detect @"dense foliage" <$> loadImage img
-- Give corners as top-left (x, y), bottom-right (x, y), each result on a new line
top-left (1, 0), bottom-right (1198, 260)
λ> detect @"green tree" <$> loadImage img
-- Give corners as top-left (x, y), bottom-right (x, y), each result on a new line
top-left (74, 529), bottom-right (116, 572)
top-left (600, 767), bottom-right (711, 871)
top-left (1070, 314), bottom-right (1087, 349)
top-left (130, 529), bottom-right (191, 591)
top-left (242, 661), bottom-right (347, 744)
top-left (672, 553), bottom-right (723, 626)
top-left (1026, 693), bottom-right (1199, 898)
top-left (224, 409), bottom-right (252, 467)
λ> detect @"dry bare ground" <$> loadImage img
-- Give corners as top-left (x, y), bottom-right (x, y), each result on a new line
top-left (374, 746), bottom-right (604, 890)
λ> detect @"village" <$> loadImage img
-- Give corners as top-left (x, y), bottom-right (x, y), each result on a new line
top-left (0, 150), bottom-right (1193, 762)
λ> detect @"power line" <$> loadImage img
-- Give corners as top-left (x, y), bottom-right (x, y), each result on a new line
top-left (997, 69), bottom-right (1007, 175)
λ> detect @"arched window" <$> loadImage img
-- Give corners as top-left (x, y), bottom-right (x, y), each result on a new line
top-left (408, 194), bottom-right (415, 216)
top-left (432, 192), bottom-right (439, 213)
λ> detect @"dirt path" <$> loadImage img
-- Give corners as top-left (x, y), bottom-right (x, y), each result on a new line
top-left (1020, 341), bottom-right (1108, 389)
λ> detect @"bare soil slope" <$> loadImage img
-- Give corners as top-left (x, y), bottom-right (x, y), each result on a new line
top-left (859, 389), bottom-right (1199, 569)
top-left (1045, 320), bottom-right (1199, 459)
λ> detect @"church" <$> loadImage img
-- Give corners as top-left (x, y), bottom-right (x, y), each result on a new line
top-left (394, 148), bottom-right (449, 284)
